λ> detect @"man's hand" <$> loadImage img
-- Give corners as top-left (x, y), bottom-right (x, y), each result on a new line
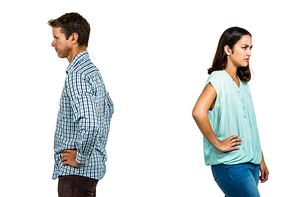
top-left (61, 150), bottom-right (83, 168)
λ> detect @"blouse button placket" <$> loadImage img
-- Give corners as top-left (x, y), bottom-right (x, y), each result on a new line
top-left (239, 89), bottom-right (248, 127)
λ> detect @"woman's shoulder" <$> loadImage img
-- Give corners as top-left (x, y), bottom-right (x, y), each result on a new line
top-left (207, 70), bottom-right (229, 82)
top-left (205, 70), bottom-right (231, 93)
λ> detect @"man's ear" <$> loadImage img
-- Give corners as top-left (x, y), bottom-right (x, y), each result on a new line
top-left (70, 33), bottom-right (79, 45)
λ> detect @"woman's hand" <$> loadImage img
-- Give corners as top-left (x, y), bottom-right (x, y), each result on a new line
top-left (259, 152), bottom-right (269, 183)
top-left (215, 135), bottom-right (242, 152)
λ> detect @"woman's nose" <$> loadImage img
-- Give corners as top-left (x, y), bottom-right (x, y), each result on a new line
top-left (248, 49), bottom-right (252, 56)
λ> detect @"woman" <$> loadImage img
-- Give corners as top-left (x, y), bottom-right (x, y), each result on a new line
top-left (192, 27), bottom-right (269, 197)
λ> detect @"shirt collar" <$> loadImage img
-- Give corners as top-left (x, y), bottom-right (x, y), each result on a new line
top-left (66, 50), bottom-right (89, 74)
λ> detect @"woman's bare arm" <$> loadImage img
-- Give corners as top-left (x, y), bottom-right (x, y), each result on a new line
top-left (192, 83), bottom-right (242, 152)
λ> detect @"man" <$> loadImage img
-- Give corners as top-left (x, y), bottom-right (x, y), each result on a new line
top-left (48, 12), bottom-right (114, 197)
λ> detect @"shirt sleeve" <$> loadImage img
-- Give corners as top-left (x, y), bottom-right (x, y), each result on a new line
top-left (204, 72), bottom-right (223, 109)
top-left (66, 72), bottom-right (102, 164)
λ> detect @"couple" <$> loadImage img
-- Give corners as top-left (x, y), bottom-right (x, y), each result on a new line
top-left (49, 12), bottom-right (268, 197)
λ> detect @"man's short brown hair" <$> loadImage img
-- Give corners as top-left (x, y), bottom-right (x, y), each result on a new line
top-left (48, 12), bottom-right (90, 47)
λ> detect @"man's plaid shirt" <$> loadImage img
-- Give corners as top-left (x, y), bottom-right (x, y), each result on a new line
top-left (53, 51), bottom-right (114, 180)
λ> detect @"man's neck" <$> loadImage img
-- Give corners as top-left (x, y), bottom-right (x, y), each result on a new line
top-left (67, 46), bottom-right (87, 63)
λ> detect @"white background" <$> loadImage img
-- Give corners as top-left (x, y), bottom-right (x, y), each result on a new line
top-left (1, 0), bottom-right (295, 196)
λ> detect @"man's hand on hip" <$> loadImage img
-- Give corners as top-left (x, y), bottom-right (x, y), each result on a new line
top-left (61, 150), bottom-right (83, 168)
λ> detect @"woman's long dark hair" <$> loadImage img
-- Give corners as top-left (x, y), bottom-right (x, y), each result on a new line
top-left (208, 27), bottom-right (252, 82)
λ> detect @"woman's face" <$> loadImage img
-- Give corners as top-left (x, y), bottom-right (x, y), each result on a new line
top-left (228, 35), bottom-right (252, 68)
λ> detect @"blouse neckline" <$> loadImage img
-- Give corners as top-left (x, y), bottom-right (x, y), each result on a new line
top-left (223, 70), bottom-right (241, 89)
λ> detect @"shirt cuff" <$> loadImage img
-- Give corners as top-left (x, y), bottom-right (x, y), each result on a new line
top-left (76, 152), bottom-right (89, 164)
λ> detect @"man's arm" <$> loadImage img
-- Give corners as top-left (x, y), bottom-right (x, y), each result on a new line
top-left (66, 73), bottom-right (103, 166)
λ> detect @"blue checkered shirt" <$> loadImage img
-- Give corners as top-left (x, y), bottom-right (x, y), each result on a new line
top-left (53, 51), bottom-right (114, 180)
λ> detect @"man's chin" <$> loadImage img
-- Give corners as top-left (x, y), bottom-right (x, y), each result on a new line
top-left (57, 53), bottom-right (67, 59)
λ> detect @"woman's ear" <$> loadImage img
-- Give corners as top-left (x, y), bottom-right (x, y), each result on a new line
top-left (224, 45), bottom-right (231, 56)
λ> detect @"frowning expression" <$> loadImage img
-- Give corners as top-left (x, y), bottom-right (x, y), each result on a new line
top-left (228, 35), bottom-right (253, 68)
top-left (51, 27), bottom-right (72, 59)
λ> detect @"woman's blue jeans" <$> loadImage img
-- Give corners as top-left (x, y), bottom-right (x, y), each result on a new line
top-left (211, 162), bottom-right (260, 197)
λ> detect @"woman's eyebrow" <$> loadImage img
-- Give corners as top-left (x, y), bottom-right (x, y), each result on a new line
top-left (242, 44), bottom-right (253, 48)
